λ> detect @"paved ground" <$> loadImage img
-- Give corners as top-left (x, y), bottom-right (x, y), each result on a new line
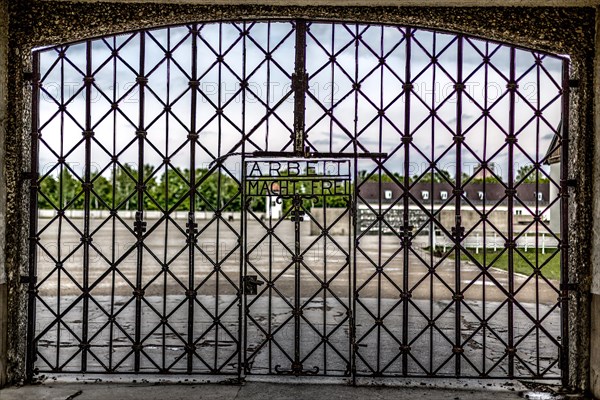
top-left (33, 295), bottom-right (560, 376)
top-left (0, 380), bottom-right (572, 400)
top-left (36, 218), bottom-right (560, 302)
top-left (30, 217), bottom-right (562, 378)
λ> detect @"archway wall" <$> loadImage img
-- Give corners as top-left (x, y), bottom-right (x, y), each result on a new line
top-left (0, 0), bottom-right (7, 390)
top-left (0, 1), bottom-right (597, 396)
top-left (591, 8), bottom-right (600, 399)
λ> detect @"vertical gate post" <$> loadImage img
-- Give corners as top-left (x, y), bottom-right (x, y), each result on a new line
top-left (133, 31), bottom-right (147, 373)
top-left (401, 27), bottom-right (412, 377)
top-left (187, 23), bottom-right (199, 374)
top-left (0, 0), bottom-right (7, 386)
top-left (560, 59), bottom-right (571, 388)
top-left (80, 39), bottom-right (93, 373)
top-left (506, 46), bottom-right (517, 379)
top-left (293, 19), bottom-right (307, 156)
top-left (453, 35), bottom-right (464, 377)
top-left (24, 52), bottom-right (39, 382)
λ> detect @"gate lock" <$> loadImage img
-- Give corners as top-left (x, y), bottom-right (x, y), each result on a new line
top-left (244, 275), bottom-right (264, 295)
top-left (290, 210), bottom-right (305, 222)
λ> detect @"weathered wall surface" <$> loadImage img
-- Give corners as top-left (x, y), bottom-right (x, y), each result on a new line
top-left (589, 8), bottom-right (600, 400)
top-left (0, 0), bottom-right (8, 389)
top-left (0, 1), bottom-right (596, 396)
top-left (591, 295), bottom-right (600, 398)
top-left (4, 0), bottom-right (30, 388)
top-left (40, 0), bottom-right (600, 6)
top-left (593, 9), bottom-right (600, 298)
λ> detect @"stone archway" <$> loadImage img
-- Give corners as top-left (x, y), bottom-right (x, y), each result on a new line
top-left (0, 2), bottom-right (595, 395)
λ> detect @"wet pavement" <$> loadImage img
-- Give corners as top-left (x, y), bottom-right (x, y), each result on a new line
top-left (30, 218), bottom-right (562, 379)
top-left (0, 380), bottom-right (570, 400)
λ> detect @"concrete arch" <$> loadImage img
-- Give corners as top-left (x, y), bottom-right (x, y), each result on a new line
top-left (0, 2), bottom-right (597, 398)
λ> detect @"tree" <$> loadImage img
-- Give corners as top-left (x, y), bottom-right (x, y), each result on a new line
top-left (142, 164), bottom-right (160, 211)
top-left (359, 170), bottom-right (404, 183)
top-left (113, 163), bottom-right (138, 211)
top-left (463, 172), bottom-right (500, 184)
top-left (38, 174), bottom-right (60, 210)
top-left (195, 168), bottom-right (241, 211)
top-left (471, 175), bottom-right (501, 184)
top-left (60, 167), bottom-right (85, 209)
top-left (414, 170), bottom-right (453, 184)
top-left (516, 164), bottom-right (550, 184)
top-left (35, 164), bottom-right (365, 213)
top-left (152, 167), bottom-right (191, 211)
top-left (150, 167), bottom-right (242, 212)
top-left (91, 172), bottom-right (112, 209)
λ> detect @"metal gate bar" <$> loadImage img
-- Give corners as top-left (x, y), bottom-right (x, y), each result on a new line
top-left (559, 60), bottom-right (571, 388)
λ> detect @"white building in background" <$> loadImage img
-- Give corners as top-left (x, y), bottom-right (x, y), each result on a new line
top-left (357, 180), bottom-right (550, 236)
top-left (265, 182), bottom-right (283, 219)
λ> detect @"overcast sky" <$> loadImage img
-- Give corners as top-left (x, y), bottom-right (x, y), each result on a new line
top-left (36, 21), bottom-right (564, 183)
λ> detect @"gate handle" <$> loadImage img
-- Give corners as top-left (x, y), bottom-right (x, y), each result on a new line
top-left (244, 275), bottom-right (264, 295)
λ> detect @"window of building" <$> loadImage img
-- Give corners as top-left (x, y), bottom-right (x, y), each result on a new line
top-left (537, 192), bottom-right (543, 201)
top-left (384, 190), bottom-right (393, 200)
top-left (478, 191), bottom-right (484, 200)
top-left (440, 191), bottom-right (448, 200)
top-left (421, 190), bottom-right (429, 200)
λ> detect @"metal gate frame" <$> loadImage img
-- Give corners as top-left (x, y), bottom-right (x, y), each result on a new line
top-left (25, 19), bottom-right (571, 384)
top-left (242, 158), bottom-right (354, 377)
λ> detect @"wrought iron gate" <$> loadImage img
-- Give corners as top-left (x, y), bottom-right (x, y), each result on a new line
top-left (243, 159), bottom-right (352, 376)
top-left (27, 20), bottom-right (570, 383)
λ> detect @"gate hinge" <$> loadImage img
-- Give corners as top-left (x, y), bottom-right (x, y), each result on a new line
top-left (23, 71), bottom-right (34, 81)
top-left (560, 283), bottom-right (578, 292)
top-left (562, 179), bottom-right (577, 188)
top-left (568, 79), bottom-right (580, 88)
top-left (21, 171), bottom-right (38, 181)
top-left (20, 275), bottom-right (37, 285)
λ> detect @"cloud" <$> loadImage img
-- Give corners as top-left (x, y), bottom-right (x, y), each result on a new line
top-left (445, 113), bottom-right (475, 126)
top-left (541, 133), bottom-right (555, 140)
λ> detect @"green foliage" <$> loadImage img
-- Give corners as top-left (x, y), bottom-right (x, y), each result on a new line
top-left (38, 165), bottom-right (363, 213)
top-left (463, 172), bottom-right (501, 184)
top-left (38, 168), bottom-right (86, 209)
top-left (427, 245), bottom-right (560, 281)
top-left (358, 170), bottom-right (404, 183)
top-left (91, 173), bottom-right (112, 209)
top-left (37, 173), bottom-right (59, 209)
top-left (516, 164), bottom-right (550, 184)
top-left (150, 167), bottom-right (190, 211)
top-left (248, 196), bottom-right (266, 212)
top-left (471, 176), bottom-right (501, 183)
top-left (38, 164), bottom-right (243, 212)
top-left (461, 248), bottom-right (560, 281)
top-left (413, 170), bottom-right (453, 184)
top-left (113, 163), bottom-right (139, 211)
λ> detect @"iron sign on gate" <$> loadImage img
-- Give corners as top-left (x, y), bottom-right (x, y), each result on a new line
top-left (243, 159), bottom-right (353, 376)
